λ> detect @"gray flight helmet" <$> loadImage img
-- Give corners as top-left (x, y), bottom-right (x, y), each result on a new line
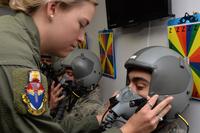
top-left (124, 46), bottom-right (193, 121)
top-left (53, 49), bottom-right (102, 89)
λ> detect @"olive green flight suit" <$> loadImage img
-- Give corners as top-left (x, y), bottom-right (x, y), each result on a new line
top-left (0, 12), bottom-right (120, 133)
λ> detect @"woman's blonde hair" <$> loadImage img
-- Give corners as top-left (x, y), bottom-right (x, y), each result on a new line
top-left (6, 0), bottom-right (98, 13)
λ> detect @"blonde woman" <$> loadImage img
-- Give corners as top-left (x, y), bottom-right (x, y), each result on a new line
top-left (0, 0), bottom-right (100, 133)
top-left (0, 0), bottom-right (173, 133)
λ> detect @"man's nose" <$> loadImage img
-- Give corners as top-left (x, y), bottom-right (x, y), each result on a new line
top-left (129, 82), bottom-right (137, 92)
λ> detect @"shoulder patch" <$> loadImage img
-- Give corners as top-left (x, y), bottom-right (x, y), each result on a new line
top-left (12, 68), bottom-right (48, 116)
top-left (22, 70), bottom-right (47, 116)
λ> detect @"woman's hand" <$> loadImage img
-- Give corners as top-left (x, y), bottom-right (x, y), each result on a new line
top-left (49, 81), bottom-right (65, 110)
top-left (120, 95), bottom-right (173, 133)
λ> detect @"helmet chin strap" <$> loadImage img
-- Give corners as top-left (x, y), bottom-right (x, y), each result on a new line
top-left (176, 113), bottom-right (190, 133)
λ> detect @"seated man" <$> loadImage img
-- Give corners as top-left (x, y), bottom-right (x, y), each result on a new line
top-left (49, 49), bottom-right (104, 121)
top-left (101, 46), bottom-right (193, 133)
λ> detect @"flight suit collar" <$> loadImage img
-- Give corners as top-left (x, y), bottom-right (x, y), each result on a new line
top-left (14, 12), bottom-right (41, 67)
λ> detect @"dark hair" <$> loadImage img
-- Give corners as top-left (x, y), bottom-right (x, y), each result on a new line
top-left (126, 67), bottom-right (152, 85)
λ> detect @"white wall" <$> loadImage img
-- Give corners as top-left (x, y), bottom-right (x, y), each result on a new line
top-left (87, 0), bottom-right (200, 132)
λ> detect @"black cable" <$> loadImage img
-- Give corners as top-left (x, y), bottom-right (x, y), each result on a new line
top-left (67, 93), bottom-right (72, 112)
top-left (54, 90), bottom-right (68, 122)
top-left (101, 107), bottom-right (110, 124)
top-left (100, 96), bottom-right (119, 126)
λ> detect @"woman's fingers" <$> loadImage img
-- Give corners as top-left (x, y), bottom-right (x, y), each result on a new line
top-left (156, 104), bottom-right (172, 121)
top-left (120, 95), bottom-right (173, 133)
top-left (140, 95), bottom-right (173, 125)
top-left (142, 95), bottom-right (159, 110)
top-left (152, 96), bottom-right (173, 116)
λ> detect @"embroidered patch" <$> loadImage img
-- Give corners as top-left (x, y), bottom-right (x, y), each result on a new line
top-left (22, 70), bottom-right (47, 116)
